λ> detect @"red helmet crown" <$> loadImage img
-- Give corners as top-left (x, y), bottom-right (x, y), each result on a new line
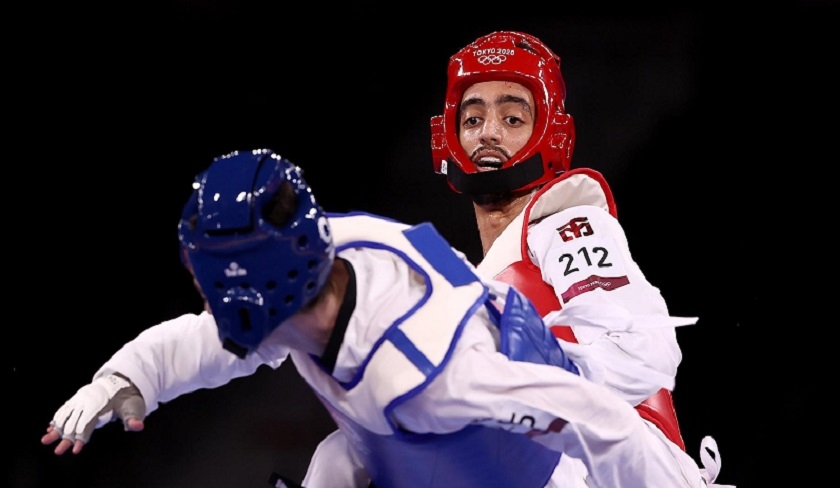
top-left (431, 31), bottom-right (575, 195)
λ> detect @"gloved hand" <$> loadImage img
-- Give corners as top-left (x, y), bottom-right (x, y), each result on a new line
top-left (41, 373), bottom-right (146, 455)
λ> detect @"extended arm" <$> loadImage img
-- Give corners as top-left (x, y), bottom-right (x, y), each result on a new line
top-left (41, 311), bottom-right (289, 455)
top-left (394, 334), bottom-right (706, 488)
top-left (93, 311), bottom-right (287, 415)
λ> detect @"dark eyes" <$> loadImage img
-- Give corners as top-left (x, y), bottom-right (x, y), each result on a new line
top-left (463, 116), bottom-right (480, 127)
top-left (462, 115), bottom-right (524, 127)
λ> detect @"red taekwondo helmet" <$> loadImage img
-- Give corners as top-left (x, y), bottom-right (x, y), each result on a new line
top-left (431, 31), bottom-right (576, 195)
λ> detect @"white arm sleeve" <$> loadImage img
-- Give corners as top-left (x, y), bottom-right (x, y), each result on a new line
top-left (396, 336), bottom-right (705, 488)
top-left (528, 206), bottom-right (694, 404)
top-left (93, 311), bottom-right (289, 416)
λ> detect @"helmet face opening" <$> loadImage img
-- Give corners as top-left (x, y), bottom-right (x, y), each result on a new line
top-left (178, 149), bottom-right (335, 358)
top-left (431, 31), bottom-right (576, 195)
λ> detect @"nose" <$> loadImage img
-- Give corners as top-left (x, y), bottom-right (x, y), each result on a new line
top-left (479, 118), bottom-right (502, 145)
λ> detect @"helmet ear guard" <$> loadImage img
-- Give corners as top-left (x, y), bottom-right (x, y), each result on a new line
top-left (178, 149), bottom-right (334, 358)
top-left (431, 31), bottom-right (576, 195)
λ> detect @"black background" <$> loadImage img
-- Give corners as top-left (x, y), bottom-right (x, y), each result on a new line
top-left (11, 2), bottom-right (835, 487)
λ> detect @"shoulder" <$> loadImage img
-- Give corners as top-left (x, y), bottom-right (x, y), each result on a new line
top-left (528, 169), bottom-right (617, 223)
top-left (527, 205), bottom-right (630, 257)
top-left (530, 204), bottom-right (620, 235)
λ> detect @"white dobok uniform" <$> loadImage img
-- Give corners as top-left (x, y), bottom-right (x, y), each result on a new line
top-left (94, 212), bottom-right (714, 488)
top-left (475, 169), bottom-right (728, 487)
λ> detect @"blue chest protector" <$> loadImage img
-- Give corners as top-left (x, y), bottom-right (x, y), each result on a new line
top-left (307, 213), bottom-right (579, 488)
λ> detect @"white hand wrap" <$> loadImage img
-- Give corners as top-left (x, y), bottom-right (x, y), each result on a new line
top-left (50, 374), bottom-right (134, 444)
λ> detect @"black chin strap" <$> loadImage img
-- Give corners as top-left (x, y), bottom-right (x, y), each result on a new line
top-left (446, 153), bottom-right (547, 195)
top-left (222, 338), bottom-right (248, 359)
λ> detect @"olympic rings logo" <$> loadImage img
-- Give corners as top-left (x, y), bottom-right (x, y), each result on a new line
top-left (477, 55), bottom-right (507, 65)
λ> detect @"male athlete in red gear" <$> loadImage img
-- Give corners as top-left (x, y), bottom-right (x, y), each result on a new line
top-left (431, 29), bottom-right (687, 450)
top-left (433, 29), bottom-right (729, 486)
top-left (302, 31), bottom-right (730, 488)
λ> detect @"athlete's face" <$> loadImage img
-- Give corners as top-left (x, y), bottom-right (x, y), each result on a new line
top-left (458, 81), bottom-right (535, 172)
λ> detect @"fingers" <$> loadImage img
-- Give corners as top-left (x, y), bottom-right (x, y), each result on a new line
top-left (112, 386), bottom-right (146, 432)
top-left (80, 417), bottom-right (99, 445)
top-left (71, 438), bottom-right (86, 454)
top-left (43, 375), bottom-right (138, 456)
top-left (49, 402), bottom-right (100, 449)
top-left (124, 417), bottom-right (145, 432)
top-left (56, 438), bottom-right (79, 455)
top-left (41, 425), bottom-right (61, 445)
top-left (54, 410), bottom-right (96, 446)
top-left (113, 385), bottom-right (146, 427)
top-left (41, 425), bottom-right (83, 455)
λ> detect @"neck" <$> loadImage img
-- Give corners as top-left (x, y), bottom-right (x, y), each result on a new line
top-left (472, 189), bottom-right (534, 255)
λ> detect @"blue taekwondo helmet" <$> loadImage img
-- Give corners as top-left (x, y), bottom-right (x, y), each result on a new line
top-left (178, 149), bottom-right (334, 358)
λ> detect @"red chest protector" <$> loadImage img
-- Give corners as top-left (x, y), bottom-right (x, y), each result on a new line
top-left (492, 169), bottom-right (686, 451)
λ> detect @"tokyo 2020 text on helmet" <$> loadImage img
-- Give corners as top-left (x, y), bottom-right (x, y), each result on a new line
top-left (178, 149), bottom-right (335, 358)
top-left (431, 31), bottom-right (576, 195)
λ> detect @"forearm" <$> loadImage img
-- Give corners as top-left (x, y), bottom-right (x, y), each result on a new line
top-left (93, 311), bottom-right (281, 415)
top-left (545, 304), bottom-right (693, 405)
